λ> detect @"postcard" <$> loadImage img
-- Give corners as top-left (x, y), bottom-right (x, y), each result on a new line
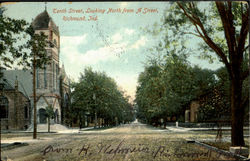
top-left (0, 1), bottom-right (249, 161)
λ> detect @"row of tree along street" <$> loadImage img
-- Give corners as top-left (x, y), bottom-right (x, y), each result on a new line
top-left (136, 53), bottom-right (248, 126)
top-left (66, 68), bottom-right (134, 128)
top-left (136, 1), bottom-right (249, 146)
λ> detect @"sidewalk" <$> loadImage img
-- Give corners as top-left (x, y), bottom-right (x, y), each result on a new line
top-left (1, 137), bottom-right (52, 144)
top-left (166, 126), bottom-right (249, 132)
top-left (79, 127), bottom-right (94, 131)
top-left (1, 127), bottom-right (95, 145)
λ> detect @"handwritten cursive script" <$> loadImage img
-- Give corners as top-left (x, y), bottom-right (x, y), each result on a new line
top-left (41, 139), bottom-right (212, 159)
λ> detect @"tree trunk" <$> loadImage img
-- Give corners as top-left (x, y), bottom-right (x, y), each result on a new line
top-left (98, 118), bottom-right (101, 128)
top-left (94, 111), bottom-right (97, 128)
top-left (164, 118), bottom-right (167, 129)
top-left (48, 117), bottom-right (50, 133)
top-left (231, 76), bottom-right (245, 146)
top-left (79, 114), bottom-right (82, 129)
top-left (33, 55), bottom-right (37, 139)
top-left (83, 115), bottom-right (85, 128)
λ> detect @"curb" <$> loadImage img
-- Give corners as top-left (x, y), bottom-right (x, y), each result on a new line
top-left (1, 142), bottom-right (29, 150)
top-left (194, 140), bottom-right (248, 160)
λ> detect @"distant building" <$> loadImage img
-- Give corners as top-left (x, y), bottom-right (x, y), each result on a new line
top-left (185, 87), bottom-right (231, 123)
top-left (185, 100), bottom-right (199, 123)
top-left (0, 9), bottom-right (70, 130)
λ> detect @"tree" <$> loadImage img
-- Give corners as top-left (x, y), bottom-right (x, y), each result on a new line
top-left (0, 7), bottom-right (27, 76)
top-left (163, 2), bottom-right (249, 146)
top-left (135, 54), bottom-right (217, 126)
top-left (71, 67), bottom-right (133, 127)
top-left (45, 105), bottom-right (54, 133)
top-left (1, 7), bottom-right (50, 139)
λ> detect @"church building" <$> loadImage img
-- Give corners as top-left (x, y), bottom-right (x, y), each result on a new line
top-left (0, 9), bottom-right (70, 130)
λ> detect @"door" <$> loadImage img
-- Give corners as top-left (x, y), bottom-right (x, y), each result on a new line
top-left (39, 108), bottom-right (47, 124)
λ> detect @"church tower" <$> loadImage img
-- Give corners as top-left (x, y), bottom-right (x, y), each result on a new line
top-left (32, 9), bottom-right (60, 92)
top-left (31, 8), bottom-right (61, 124)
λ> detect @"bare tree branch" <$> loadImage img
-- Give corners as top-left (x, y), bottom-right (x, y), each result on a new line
top-left (237, 6), bottom-right (249, 55)
top-left (177, 2), bottom-right (199, 25)
top-left (216, 2), bottom-right (236, 58)
top-left (177, 2), bottom-right (231, 75)
top-left (183, 32), bottom-right (202, 37)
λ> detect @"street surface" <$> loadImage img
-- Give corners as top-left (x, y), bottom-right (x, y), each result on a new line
top-left (1, 121), bottom-right (239, 161)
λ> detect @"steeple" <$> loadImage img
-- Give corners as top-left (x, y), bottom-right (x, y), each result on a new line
top-left (45, 2), bottom-right (47, 11)
top-left (31, 8), bottom-right (59, 35)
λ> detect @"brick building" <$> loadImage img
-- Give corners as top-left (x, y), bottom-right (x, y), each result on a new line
top-left (0, 77), bottom-right (31, 130)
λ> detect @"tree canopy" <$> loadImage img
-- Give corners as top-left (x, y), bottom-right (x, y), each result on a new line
top-left (70, 67), bottom-right (134, 127)
top-left (0, 6), bottom-right (50, 71)
top-left (136, 53), bottom-right (219, 125)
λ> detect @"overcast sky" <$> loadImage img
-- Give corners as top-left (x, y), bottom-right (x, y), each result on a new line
top-left (3, 2), bottom-right (223, 101)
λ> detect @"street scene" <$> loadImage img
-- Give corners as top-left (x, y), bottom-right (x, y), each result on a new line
top-left (1, 1), bottom-right (249, 161)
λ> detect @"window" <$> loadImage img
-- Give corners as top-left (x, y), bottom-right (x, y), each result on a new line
top-left (24, 105), bottom-right (28, 119)
top-left (56, 64), bottom-right (58, 89)
top-left (0, 96), bottom-right (8, 118)
top-left (65, 93), bottom-right (69, 107)
top-left (53, 62), bottom-right (55, 89)
top-left (44, 66), bottom-right (47, 88)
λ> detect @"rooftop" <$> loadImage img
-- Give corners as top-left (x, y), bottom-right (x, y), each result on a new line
top-left (32, 10), bottom-right (59, 35)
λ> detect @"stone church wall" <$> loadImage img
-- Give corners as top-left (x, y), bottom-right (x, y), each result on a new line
top-left (1, 91), bottom-right (30, 130)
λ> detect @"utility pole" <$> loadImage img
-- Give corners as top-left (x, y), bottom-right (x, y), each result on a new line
top-left (33, 49), bottom-right (37, 139)
top-left (14, 76), bottom-right (18, 129)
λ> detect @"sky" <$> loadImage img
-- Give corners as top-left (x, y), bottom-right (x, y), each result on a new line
top-left (3, 2), bottom-right (223, 101)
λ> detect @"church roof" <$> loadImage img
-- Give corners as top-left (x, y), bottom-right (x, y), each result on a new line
top-left (1, 70), bottom-right (32, 98)
top-left (32, 10), bottom-right (50, 29)
top-left (0, 78), bottom-right (13, 90)
top-left (32, 10), bottom-right (59, 35)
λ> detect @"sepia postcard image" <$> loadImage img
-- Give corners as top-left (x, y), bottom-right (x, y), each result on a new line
top-left (0, 1), bottom-right (249, 161)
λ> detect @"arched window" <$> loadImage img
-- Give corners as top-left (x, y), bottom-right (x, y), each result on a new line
top-left (56, 64), bottom-right (58, 89)
top-left (24, 105), bottom-right (28, 119)
top-left (39, 108), bottom-right (47, 124)
top-left (53, 62), bottom-right (55, 89)
top-left (54, 109), bottom-right (59, 123)
top-left (64, 93), bottom-right (69, 107)
top-left (0, 96), bottom-right (8, 118)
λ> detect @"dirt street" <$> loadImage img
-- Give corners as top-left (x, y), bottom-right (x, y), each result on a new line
top-left (1, 122), bottom-right (238, 161)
